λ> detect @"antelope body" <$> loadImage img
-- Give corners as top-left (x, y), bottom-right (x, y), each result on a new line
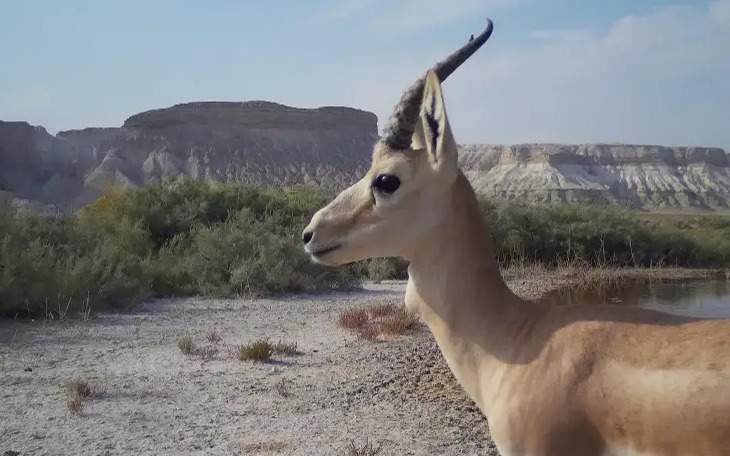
top-left (302, 20), bottom-right (730, 456)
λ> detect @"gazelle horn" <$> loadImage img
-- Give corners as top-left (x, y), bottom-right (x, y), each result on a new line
top-left (380, 19), bottom-right (494, 150)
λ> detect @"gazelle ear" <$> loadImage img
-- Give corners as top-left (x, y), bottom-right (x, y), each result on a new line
top-left (417, 71), bottom-right (457, 173)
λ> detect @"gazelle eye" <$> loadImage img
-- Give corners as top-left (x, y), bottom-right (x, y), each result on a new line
top-left (372, 174), bottom-right (401, 194)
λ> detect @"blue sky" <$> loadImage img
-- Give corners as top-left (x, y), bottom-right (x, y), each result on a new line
top-left (1, 0), bottom-right (729, 150)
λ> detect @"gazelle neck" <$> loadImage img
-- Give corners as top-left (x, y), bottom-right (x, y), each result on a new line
top-left (405, 172), bottom-right (520, 322)
top-left (403, 172), bottom-right (528, 411)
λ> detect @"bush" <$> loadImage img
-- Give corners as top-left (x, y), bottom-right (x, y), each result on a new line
top-left (483, 200), bottom-right (730, 267)
top-left (365, 257), bottom-right (409, 282)
top-left (0, 204), bottom-right (148, 317)
top-left (2, 180), bottom-right (729, 318)
top-left (185, 208), bottom-right (358, 296)
top-left (0, 182), bottom-right (360, 317)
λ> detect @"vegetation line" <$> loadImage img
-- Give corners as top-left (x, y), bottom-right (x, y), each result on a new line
top-left (2, 180), bottom-right (729, 317)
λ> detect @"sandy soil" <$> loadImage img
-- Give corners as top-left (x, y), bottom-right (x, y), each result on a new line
top-left (0, 268), bottom-right (715, 456)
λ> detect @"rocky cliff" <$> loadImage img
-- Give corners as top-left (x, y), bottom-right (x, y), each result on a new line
top-left (459, 144), bottom-right (730, 210)
top-left (0, 121), bottom-right (90, 209)
top-left (0, 102), bottom-right (377, 210)
top-left (1, 103), bottom-right (729, 211)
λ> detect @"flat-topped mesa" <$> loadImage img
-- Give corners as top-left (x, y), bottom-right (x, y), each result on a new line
top-left (2, 104), bottom-right (729, 212)
top-left (1, 101), bottom-right (380, 210)
top-left (460, 143), bottom-right (730, 166)
top-left (123, 101), bottom-right (378, 131)
top-left (459, 143), bottom-right (730, 210)
top-left (576, 144), bottom-right (729, 166)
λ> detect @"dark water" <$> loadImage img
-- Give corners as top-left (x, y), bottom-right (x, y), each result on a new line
top-left (541, 279), bottom-right (730, 319)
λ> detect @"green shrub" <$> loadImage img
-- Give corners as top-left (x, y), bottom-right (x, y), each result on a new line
top-left (0, 205), bottom-right (147, 317)
top-left (483, 200), bottom-right (730, 267)
top-left (141, 238), bottom-right (194, 297)
top-left (184, 208), bottom-right (358, 296)
top-left (0, 182), bottom-right (360, 317)
top-left (2, 180), bottom-right (729, 318)
top-left (92, 181), bottom-right (360, 298)
top-left (365, 257), bottom-right (409, 282)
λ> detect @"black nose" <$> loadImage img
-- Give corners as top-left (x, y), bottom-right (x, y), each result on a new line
top-left (302, 231), bottom-right (313, 244)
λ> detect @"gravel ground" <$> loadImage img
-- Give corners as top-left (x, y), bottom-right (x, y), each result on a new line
top-left (0, 268), bottom-right (709, 456)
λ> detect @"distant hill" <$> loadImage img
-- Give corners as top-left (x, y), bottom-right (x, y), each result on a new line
top-left (0, 101), bottom-right (377, 210)
top-left (460, 144), bottom-right (730, 211)
top-left (1, 102), bottom-right (729, 211)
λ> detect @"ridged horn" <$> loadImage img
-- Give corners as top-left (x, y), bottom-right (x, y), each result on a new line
top-left (380, 19), bottom-right (494, 150)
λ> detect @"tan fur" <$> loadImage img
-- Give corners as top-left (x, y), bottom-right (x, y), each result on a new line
top-left (303, 72), bottom-right (730, 455)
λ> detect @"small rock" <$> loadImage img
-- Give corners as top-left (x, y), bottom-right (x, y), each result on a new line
top-left (23, 367), bottom-right (32, 372)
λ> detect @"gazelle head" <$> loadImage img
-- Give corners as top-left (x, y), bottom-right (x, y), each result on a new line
top-left (303, 20), bottom-right (493, 266)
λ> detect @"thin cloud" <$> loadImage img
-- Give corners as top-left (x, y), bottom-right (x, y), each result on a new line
top-left (443, 0), bottom-right (730, 149)
top-left (710, 0), bottom-right (730, 25)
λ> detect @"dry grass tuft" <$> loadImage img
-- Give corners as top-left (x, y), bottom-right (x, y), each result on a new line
top-left (196, 345), bottom-right (218, 360)
top-left (274, 378), bottom-right (294, 398)
top-left (272, 340), bottom-right (301, 356)
top-left (236, 339), bottom-right (301, 362)
top-left (338, 308), bottom-right (369, 329)
top-left (345, 439), bottom-right (383, 456)
top-left (206, 330), bottom-right (222, 344)
top-left (339, 302), bottom-right (421, 342)
top-left (67, 394), bottom-right (84, 414)
top-left (65, 379), bottom-right (95, 415)
top-left (379, 309), bottom-right (419, 335)
top-left (177, 334), bottom-right (195, 355)
top-left (500, 260), bottom-right (548, 281)
top-left (238, 339), bottom-right (273, 362)
top-left (176, 333), bottom-right (220, 359)
top-left (67, 379), bottom-right (94, 399)
top-left (366, 302), bottom-right (397, 319)
top-left (501, 259), bottom-right (704, 298)
top-left (356, 325), bottom-right (380, 341)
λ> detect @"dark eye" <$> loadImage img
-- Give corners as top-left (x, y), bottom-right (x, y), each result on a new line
top-left (372, 174), bottom-right (401, 194)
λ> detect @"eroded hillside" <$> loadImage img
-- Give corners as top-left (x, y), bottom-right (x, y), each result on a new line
top-left (0, 102), bottom-right (377, 209)
top-left (1, 103), bottom-right (729, 211)
top-left (459, 144), bottom-right (730, 210)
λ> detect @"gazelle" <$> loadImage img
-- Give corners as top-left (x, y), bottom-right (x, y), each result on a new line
top-left (302, 19), bottom-right (730, 456)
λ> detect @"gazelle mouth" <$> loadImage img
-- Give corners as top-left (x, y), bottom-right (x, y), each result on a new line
top-left (311, 245), bottom-right (341, 257)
